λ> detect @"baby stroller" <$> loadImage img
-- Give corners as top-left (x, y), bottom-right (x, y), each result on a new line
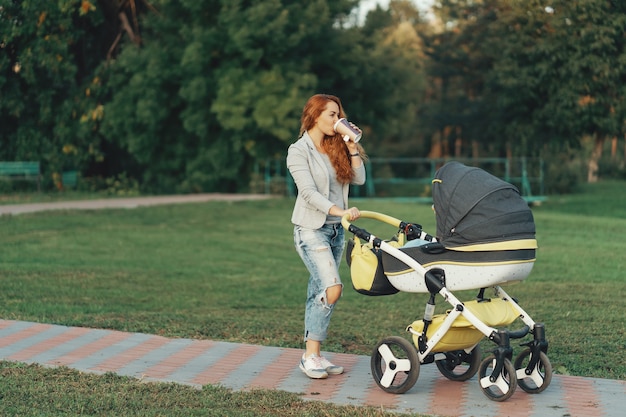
top-left (343, 161), bottom-right (552, 402)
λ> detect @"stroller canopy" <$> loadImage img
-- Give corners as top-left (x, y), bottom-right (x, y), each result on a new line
top-left (432, 161), bottom-right (535, 248)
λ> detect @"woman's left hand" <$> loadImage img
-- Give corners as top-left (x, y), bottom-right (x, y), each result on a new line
top-left (345, 207), bottom-right (360, 221)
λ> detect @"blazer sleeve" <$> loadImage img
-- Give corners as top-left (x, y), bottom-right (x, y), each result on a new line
top-left (352, 163), bottom-right (366, 186)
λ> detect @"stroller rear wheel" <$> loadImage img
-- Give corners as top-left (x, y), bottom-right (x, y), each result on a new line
top-left (371, 336), bottom-right (420, 394)
top-left (435, 345), bottom-right (481, 381)
top-left (478, 354), bottom-right (517, 401)
top-left (514, 349), bottom-right (552, 393)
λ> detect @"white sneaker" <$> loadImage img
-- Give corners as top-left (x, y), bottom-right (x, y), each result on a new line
top-left (299, 354), bottom-right (328, 379)
top-left (319, 355), bottom-right (344, 375)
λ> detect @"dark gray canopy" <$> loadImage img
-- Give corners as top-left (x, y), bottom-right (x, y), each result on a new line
top-left (432, 161), bottom-right (535, 247)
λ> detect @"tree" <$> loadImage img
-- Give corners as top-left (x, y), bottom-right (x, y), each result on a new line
top-left (424, 0), bottom-right (626, 184)
top-left (0, 0), bottom-right (105, 188)
top-left (98, 0), bottom-right (356, 192)
top-left (422, 0), bottom-right (500, 159)
top-left (4, 0), bottom-right (430, 192)
top-left (484, 0), bottom-right (626, 182)
top-left (347, 0), bottom-right (428, 158)
top-left (95, 0), bottom-right (155, 58)
top-left (557, 0), bottom-right (626, 182)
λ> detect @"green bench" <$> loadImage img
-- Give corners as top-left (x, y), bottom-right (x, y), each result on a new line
top-left (62, 170), bottom-right (78, 188)
top-left (0, 161), bottom-right (41, 191)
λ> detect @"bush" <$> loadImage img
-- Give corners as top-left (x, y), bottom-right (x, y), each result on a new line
top-left (598, 156), bottom-right (626, 179)
top-left (543, 150), bottom-right (585, 194)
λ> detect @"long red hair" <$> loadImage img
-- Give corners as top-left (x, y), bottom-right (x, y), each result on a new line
top-left (299, 94), bottom-right (365, 184)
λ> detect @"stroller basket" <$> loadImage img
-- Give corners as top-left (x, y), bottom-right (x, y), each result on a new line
top-left (407, 298), bottom-right (522, 352)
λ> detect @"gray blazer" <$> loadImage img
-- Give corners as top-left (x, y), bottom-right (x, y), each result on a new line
top-left (287, 132), bottom-right (366, 229)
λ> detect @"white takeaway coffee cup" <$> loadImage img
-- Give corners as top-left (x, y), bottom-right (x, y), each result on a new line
top-left (333, 118), bottom-right (362, 143)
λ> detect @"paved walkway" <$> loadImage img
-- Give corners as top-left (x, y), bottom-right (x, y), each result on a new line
top-left (1, 195), bottom-right (624, 416)
top-left (0, 319), bottom-right (623, 416)
top-left (0, 193), bottom-right (271, 216)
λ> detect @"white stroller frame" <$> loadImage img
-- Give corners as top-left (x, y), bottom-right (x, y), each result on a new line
top-left (342, 211), bottom-right (552, 402)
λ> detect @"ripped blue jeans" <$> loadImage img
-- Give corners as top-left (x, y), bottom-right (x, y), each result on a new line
top-left (294, 223), bottom-right (345, 343)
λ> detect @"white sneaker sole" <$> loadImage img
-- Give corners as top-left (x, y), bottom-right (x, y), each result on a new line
top-left (299, 362), bottom-right (328, 379)
top-left (326, 366), bottom-right (344, 375)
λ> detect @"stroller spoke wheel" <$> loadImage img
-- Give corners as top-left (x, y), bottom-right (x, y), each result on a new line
top-left (514, 348), bottom-right (552, 393)
top-left (435, 345), bottom-right (482, 382)
top-left (371, 336), bottom-right (420, 394)
top-left (478, 355), bottom-right (517, 401)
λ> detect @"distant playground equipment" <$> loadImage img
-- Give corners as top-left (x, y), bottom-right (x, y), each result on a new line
top-left (342, 161), bottom-right (552, 401)
top-left (256, 157), bottom-right (546, 204)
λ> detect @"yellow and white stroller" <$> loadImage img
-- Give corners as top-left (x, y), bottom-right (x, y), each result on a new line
top-left (343, 161), bottom-right (552, 402)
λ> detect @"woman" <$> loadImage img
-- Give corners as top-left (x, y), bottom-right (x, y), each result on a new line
top-left (286, 94), bottom-right (366, 379)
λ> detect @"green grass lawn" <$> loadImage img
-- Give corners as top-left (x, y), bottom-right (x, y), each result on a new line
top-left (0, 180), bottom-right (624, 416)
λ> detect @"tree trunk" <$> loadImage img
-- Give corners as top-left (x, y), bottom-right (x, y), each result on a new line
top-left (442, 125), bottom-right (452, 156)
top-left (472, 140), bottom-right (479, 158)
top-left (454, 126), bottom-right (462, 157)
top-left (587, 135), bottom-right (604, 183)
top-left (620, 135), bottom-right (626, 169)
top-left (428, 131), bottom-right (442, 159)
top-left (98, 0), bottom-right (152, 59)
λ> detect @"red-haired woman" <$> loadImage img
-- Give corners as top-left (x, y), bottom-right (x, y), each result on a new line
top-left (287, 94), bottom-right (367, 379)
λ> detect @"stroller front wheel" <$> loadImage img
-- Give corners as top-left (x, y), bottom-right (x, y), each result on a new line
top-left (478, 355), bottom-right (517, 401)
top-left (435, 344), bottom-right (482, 381)
top-left (371, 336), bottom-right (420, 394)
top-left (514, 349), bottom-right (552, 393)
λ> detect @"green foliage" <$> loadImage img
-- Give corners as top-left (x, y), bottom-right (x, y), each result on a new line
top-left (347, 3), bottom-right (429, 157)
top-left (423, 0), bottom-right (626, 184)
top-left (599, 155), bottom-right (626, 179)
top-left (484, 0), bottom-right (626, 148)
top-left (420, 0), bottom-right (501, 155)
top-left (2, 0), bottom-right (430, 193)
top-left (0, 0), bottom-right (105, 184)
top-left (542, 147), bottom-right (586, 194)
top-left (98, 0), bottom-right (377, 193)
top-left (2, 0), bottom-right (625, 193)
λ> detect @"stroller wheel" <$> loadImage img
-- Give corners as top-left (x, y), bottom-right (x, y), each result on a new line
top-left (478, 355), bottom-right (517, 401)
top-left (514, 348), bottom-right (552, 394)
top-left (435, 345), bottom-right (482, 381)
top-left (371, 336), bottom-right (420, 394)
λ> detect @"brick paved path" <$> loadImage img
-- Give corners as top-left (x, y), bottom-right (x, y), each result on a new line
top-left (1, 319), bottom-right (624, 417)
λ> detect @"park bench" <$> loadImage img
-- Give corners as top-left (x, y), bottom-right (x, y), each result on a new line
top-left (0, 161), bottom-right (41, 191)
top-left (62, 170), bottom-right (78, 189)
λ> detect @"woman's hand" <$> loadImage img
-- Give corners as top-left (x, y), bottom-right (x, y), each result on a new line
top-left (344, 122), bottom-right (361, 145)
top-left (349, 121), bottom-right (361, 134)
top-left (329, 205), bottom-right (360, 220)
top-left (344, 206), bottom-right (360, 221)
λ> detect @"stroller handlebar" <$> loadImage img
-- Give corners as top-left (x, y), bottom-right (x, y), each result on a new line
top-left (341, 215), bottom-right (372, 242)
top-left (341, 211), bottom-right (425, 243)
top-left (341, 211), bottom-right (402, 243)
top-left (341, 210), bottom-right (403, 231)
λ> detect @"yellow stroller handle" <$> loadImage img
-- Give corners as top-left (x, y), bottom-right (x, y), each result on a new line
top-left (341, 210), bottom-right (403, 231)
top-left (342, 210), bottom-right (429, 247)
